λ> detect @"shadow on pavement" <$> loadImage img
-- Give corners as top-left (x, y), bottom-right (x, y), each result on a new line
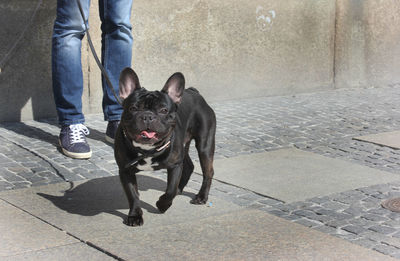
top-left (87, 127), bottom-right (113, 148)
top-left (0, 121), bottom-right (113, 154)
top-left (37, 175), bottom-right (196, 222)
top-left (1, 121), bottom-right (59, 146)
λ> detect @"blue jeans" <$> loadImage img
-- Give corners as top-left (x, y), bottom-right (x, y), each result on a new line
top-left (52, 0), bottom-right (133, 125)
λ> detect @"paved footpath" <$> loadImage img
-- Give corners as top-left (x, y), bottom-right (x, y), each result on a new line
top-left (1, 85), bottom-right (400, 258)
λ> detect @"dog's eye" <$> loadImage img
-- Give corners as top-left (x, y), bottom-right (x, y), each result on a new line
top-left (129, 105), bottom-right (138, 113)
top-left (159, 108), bottom-right (168, 114)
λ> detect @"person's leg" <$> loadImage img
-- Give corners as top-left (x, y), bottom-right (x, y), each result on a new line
top-left (99, 0), bottom-right (133, 122)
top-left (52, 0), bottom-right (92, 159)
top-left (52, 0), bottom-right (90, 126)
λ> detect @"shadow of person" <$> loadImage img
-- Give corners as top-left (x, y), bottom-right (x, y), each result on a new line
top-left (87, 127), bottom-right (113, 148)
top-left (1, 121), bottom-right (114, 157)
top-left (37, 174), bottom-right (196, 222)
top-left (36, 120), bottom-right (114, 148)
top-left (0, 120), bottom-right (69, 156)
top-left (1, 121), bottom-right (59, 146)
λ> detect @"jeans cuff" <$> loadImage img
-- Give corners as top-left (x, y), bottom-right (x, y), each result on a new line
top-left (59, 119), bottom-right (85, 126)
top-left (105, 115), bottom-right (121, 122)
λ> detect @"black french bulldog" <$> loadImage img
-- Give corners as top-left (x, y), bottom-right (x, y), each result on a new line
top-left (114, 68), bottom-right (216, 226)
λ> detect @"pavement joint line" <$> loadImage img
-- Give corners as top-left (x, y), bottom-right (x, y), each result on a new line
top-left (353, 138), bottom-right (400, 151)
top-left (0, 198), bottom-right (124, 261)
top-left (2, 242), bottom-right (84, 259)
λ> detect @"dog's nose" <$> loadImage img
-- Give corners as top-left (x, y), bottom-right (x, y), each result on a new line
top-left (140, 113), bottom-right (155, 123)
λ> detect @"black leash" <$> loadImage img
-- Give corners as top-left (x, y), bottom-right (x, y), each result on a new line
top-left (76, 0), bottom-right (123, 106)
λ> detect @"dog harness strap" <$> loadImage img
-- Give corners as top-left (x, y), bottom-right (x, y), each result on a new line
top-left (156, 140), bottom-right (171, 152)
top-left (122, 129), bottom-right (171, 169)
top-left (124, 154), bottom-right (146, 169)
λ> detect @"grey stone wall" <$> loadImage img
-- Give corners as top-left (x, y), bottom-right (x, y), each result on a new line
top-left (335, 0), bottom-right (400, 89)
top-left (0, 0), bottom-right (399, 122)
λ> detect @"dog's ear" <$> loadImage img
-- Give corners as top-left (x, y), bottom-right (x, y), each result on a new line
top-left (119, 67), bottom-right (141, 100)
top-left (162, 72), bottom-right (185, 104)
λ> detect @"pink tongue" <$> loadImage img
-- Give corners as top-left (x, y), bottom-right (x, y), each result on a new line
top-left (141, 131), bottom-right (156, 139)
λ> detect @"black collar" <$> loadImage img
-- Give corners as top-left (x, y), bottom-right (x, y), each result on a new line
top-left (123, 129), bottom-right (171, 169)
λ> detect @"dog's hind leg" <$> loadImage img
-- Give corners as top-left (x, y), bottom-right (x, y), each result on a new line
top-left (191, 130), bottom-right (215, 205)
top-left (178, 142), bottom-right (194, 193)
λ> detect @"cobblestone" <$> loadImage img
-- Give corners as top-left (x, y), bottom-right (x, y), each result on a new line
top-left (294, 218), bottom-right (323, 228)
top-left (369, 225), bottom-right (398, 235)
top-left (352, 238), bottom-right (379, 249)
top-left (342, 225), bottom-right (368, 235)
top-left (313, 225), bottom-right (338, 234)
top-left (2, 86), bottom-right (400, 258)
top-left (373, 244), bottom-right (400, 256)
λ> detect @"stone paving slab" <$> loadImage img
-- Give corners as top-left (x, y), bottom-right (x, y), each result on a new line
top-left (354, 131), bottom-right (400, 150)
top-left (0, 199), bottom-right (78, 258)
top-left (198, 148), bottom-right (400, 203)
top-left (89, 209), bottom-right (396, 261)
top-left (0, 173), bottom-right (242, 239)
top-left (0, 178), bottom-right (395, 261)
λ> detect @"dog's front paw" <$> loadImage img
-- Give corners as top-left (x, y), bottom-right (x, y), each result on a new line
top-left (124, 215), bottom-right (144, 226)
top-left (156, 196), bottom-right (172, 213)
top-left (190, 194), bottom-right (208, 205)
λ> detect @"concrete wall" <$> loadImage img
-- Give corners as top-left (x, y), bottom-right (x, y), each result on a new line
top-left (131, 0), bottom-right (335, 101)
top-left (0, 1), bottom-right (56, 122)
top-left (335, 0), bottom-right (400, 89)
top-left (0, 0), bottom-right (399, 122)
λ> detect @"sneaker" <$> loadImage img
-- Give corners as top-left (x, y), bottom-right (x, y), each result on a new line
top-left (105, 120), bottom-right (120, 144)
top-left (59, 124), bottom-right (92, 159)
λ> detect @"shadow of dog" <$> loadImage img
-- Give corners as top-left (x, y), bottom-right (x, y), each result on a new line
top-left (38, 175), bottom-right (196, 222)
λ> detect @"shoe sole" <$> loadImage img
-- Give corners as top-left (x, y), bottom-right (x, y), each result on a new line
top-left (105, 135), bottom-right (114, 144)
top-left (59, 140), bottom-right (92, 159)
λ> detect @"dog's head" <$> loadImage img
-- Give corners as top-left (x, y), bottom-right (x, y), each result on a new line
top-left (118, 68), bottom-right (184, 148)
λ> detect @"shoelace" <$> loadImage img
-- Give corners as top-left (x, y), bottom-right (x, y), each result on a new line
top-left (69, 124), bottom-right (90, 144)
